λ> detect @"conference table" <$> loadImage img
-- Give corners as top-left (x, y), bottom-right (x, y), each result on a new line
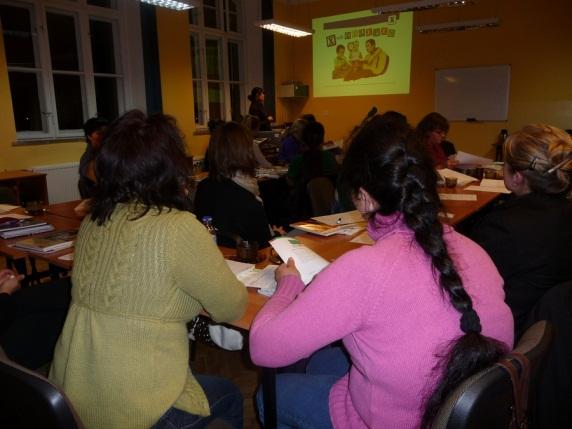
top-left (0, 186), bottom-right (502, 428)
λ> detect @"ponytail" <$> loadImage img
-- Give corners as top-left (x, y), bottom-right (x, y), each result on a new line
top-left (400, 155), bottom-right (507, 428)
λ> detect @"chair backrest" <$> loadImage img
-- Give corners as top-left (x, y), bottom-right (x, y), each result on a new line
top-left (0, 346), bottom-right (84, 429)
top-left (306, 177), bottom-right (335, 216)
top-left (432, 320), bottom-right (553, 429)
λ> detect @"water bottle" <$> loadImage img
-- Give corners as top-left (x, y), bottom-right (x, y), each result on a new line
top-left (201, 216), bottom-right (217, 244)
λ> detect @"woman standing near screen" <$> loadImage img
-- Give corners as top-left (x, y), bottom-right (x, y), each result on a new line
top-left (248, 87), bottom-right (273, 131)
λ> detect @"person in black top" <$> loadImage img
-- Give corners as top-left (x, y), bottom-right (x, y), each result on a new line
top-left (194, 122), bottom-right (272, 248)
top-left (78, 117), bottom-right (109, 198)
top-left (470, 124), bottom-right (572, 336)
top-left (248, 87), bottom-right (273, 131)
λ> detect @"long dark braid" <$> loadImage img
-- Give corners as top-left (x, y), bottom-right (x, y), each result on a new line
top-left (341, 116), bottom-right (507, 428)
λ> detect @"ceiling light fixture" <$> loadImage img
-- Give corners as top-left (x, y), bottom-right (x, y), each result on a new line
top-left (372, 0), bottom-right (474, 14)
top-left (416, 17), bottom-right (499, 33)
top-left (139, 0), bottom-right (199, 11)
top-left (255, 19), bottom-right (313, 38)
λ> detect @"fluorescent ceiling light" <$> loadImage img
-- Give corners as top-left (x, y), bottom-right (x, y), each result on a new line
top-left (372, 0), bottom-right (474, 14)
top-left (416, 17), bottom-right (499, 33)
top-left (255, 19), bottom-right (313, 38)
top-left (139, 0), bottom-right (199, 11)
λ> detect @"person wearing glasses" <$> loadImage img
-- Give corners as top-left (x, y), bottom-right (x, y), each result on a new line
top-left (415, 112), bottom-right (457, 169)
top-left (248, 87), bottom-right (273, 131)
top-left (471, 124), bottom-right (572, 337)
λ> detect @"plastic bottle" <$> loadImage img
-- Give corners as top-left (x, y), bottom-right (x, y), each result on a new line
top-left (201, 216), bottom-right (217, 244)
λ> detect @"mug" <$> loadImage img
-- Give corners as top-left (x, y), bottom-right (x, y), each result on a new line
top-left (236, 240), bottom-right (259, 263)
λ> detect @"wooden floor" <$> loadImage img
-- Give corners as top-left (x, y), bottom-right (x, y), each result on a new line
top-left (191, 341), bottom-right (262, 429)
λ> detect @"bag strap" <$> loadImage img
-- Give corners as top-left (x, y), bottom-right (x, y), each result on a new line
top-left (497, 352), bottom-right (531, 428)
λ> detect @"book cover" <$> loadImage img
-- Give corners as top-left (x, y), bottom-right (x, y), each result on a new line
top-left (0, 218), bottom-right (47, 232)
top-left (12, 230), bottom-right (77, 253)
top-left (1, 224), bottom-right (55, 239)
top-left (289, 221), bottom-right (344, 237)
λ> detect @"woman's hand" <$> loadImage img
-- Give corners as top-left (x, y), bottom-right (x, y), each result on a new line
top-left (0, 269), bottom-right (23, 295)
top-left (275, 258), bottom-right (301, 283)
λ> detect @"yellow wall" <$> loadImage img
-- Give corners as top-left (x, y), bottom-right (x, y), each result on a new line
top-left (273, 0), bottom-right (572, 157)
top-left (0, 27), bottom-right (84, 170)
top-left (156, 8), bottom-right (209, 157)
top-left (0, 7), bottom-right (208, 172)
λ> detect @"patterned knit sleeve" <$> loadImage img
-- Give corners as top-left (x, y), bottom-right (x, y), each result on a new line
top-left (169, 212), bottom-right (247, 323)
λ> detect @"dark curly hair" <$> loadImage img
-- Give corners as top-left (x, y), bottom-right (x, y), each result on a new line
top-left (90, 110), bottom-right (192, 225)
top-left (341, 117), bottom-right (507, 428)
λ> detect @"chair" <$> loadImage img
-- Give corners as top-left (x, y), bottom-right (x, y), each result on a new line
top-left (0, 345), bottom-right (84, 429)
top-left (432, 320), bottom-right (553, 429)
top-left (522, 280), bottom-right (572, 429)
top-left (306, 177), bottom-right (335, 216)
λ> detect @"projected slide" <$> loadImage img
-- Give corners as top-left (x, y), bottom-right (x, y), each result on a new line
top-left (312, 10), bottom-right (412, 97)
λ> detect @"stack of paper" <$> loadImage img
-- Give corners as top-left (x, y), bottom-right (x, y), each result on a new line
top-left (291, 210), bottom-right (366, 237)
top-left (0, 204), bottom-right (20, 214)
top-left (455, 151), bottom-right (493, 166)
top-left (12, 229), bottom-right (77, 253)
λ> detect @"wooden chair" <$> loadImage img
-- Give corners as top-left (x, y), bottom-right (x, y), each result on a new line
top-left (306, 177), bottom-right (335, 216)
top-left (432, 320), bottom-right (553, 429)
top-left (0, 345), bottom-right (84, 429)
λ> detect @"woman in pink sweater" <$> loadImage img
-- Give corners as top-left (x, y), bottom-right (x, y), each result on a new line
top-left (249, 116), bottom-right (514, 428)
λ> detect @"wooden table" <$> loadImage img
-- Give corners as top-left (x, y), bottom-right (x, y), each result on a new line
top-left (439, 186), bottom-right (500, 226)
top-left (0, 170), bottom-right (49, 206)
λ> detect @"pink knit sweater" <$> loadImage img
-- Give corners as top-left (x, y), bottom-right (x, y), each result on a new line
top-left (250, 214), bottom-right (514, 428)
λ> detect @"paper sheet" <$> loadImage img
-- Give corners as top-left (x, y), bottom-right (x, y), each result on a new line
top-left (437, 168), bottom-right (478, 187)
top-left (0, 213), bottom-right (32, 220)
top-left (311, 210), bottom-right (364, 226)
top-left (225, 259), bottom-right (255, 276)
top-left (439, 193), bottom-right (478, 201)
top-left (466, 179), bottom-right (511, 194)
top-left (455, 151), bottom-right (493, 166)
top-left (58, 252), bottom-right (74, 261)
top-left (0, 204), bottom-right (20, 213)
top-left (270, 237), bottom-right (329, 285)
top-left (236, 265), bottom-right (277, 291)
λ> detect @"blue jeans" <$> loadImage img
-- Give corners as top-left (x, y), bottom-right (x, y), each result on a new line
top-left (152, 375), bottom-right (243, 429)
top-left (256, 347), bottom-right (350, 429)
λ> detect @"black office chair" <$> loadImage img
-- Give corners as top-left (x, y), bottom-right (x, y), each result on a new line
top-left (523, 280), bottom-right (572, 429)
top-left (0, 345), bottom-right (84, 429)
top-left (432, 320), bottom-right (553, 429)
top-left (306, 177), bottom-right (335, 216)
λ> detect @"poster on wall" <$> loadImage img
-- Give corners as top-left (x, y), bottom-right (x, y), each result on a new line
top-left (312, 9), bottom-right (413, 98)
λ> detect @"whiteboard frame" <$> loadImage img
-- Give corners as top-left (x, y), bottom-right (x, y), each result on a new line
top-left (434, 65), bottom-right (511, 122)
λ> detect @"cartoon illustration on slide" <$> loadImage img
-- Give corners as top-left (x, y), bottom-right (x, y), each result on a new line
top-left (341, 38), bottom-right (389, 81)
top-left (332, 45), bottom-right (351, 79)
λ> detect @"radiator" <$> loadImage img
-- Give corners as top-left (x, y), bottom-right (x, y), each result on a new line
top-left (31, 162), bottom-right (81, 204)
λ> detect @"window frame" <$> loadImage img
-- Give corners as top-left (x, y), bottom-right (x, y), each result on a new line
top-left (1, 0), bottom-right (129, 141)
top-left (190, 0), bottom-right (245, 127)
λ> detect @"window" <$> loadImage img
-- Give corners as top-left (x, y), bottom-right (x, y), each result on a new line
top-left (190, 0), bottom-right (244, 126)
top-left (0, 0), bottom-right (127, 140)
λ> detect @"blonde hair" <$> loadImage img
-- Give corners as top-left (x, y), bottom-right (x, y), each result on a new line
top-left (504, 124), bottom-right (572, 195)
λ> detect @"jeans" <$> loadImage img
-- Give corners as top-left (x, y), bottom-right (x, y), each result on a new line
top-left (256, 346), bottom-right (350, 429)
top-left (152, 375), bottom-right (243, 429)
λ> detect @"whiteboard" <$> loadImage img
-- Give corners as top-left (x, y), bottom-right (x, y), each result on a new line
top-left (434, 65), bottom-right (510, 122)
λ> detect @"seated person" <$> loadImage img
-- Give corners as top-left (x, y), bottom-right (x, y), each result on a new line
top-left (49, 110), bottom-right (247, 429)
top-left (288, 121), bottom-right (338, 219)
top-left (470, 124), bottom-right (572, 337)
top-left (78, 117), bottom-right (108, 199)
top-left (278, 118), bottom-right (307, 164)
top-left (242, 115), bottom-right (273, 168)
top-left (195, 122), bottom-right (273, 248)
top-left (414, 112), bottom-right (457, 169)
top-left (249, 117), bottom-right (513, 429)
top-left (1, 271), bottom-right (71, 370)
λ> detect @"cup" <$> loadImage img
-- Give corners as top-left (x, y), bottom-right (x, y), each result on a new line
top-left (25, 200), bottom-right (45, 216)
top-left (445, 177), bottom-right (458, 188)
top-left (483, 169), bottom-right (497, 179)
top-left (236, 240), bottom-right (259, 263)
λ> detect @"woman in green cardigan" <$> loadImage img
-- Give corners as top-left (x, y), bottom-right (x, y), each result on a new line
top-left (49, 110), bottom-right (248, 429)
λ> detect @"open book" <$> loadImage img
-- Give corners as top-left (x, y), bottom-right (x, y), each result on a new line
top-left (270, 237), bottom-right (329, 285)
